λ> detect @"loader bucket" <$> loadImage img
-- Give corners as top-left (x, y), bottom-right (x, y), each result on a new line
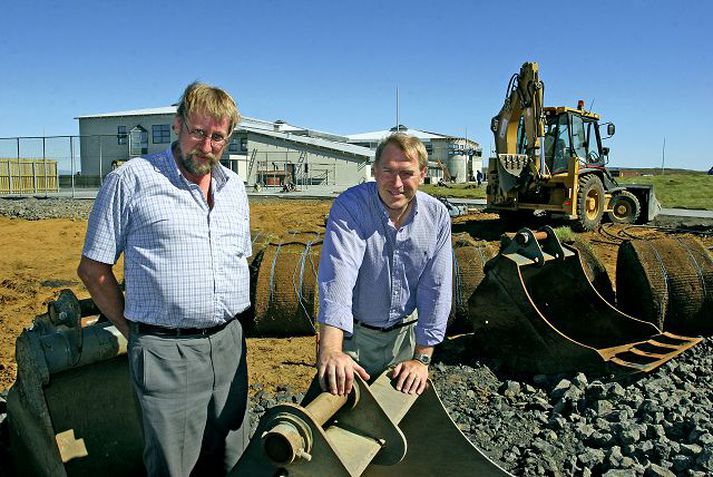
top-left (231, 371), bottom-right (512, 476)
top-left (6, 290), bottom-right (144, 477)
top-left (469, 227), bottom-right (701, 375)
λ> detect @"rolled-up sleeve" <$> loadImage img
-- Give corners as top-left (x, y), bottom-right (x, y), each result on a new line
top-left (415, 209), bottom-right (452, 346)
top-left (317, 199), bottom-right (367, 334)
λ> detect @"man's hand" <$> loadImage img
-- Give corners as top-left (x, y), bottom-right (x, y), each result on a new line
top-left (317, 324), bottom-right (370, 396)
top-left (318, 349), bottom-right (370, 396)
top-left (392, 359), bottom-right (429, 395)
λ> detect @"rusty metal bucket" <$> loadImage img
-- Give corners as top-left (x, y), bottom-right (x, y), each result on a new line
top-left (231, 371), bottom-right (511, 476)
top-left (6, 290), bottom-right (144, 477)
top-left (469, 227), bottom-right (701, 375)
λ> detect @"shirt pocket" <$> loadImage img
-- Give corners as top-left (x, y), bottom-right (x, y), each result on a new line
top-left (219, 212), bottom-right (250, 256)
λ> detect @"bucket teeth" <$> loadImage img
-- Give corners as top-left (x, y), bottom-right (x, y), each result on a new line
top-left (606, 334), bottom-right (703, 374)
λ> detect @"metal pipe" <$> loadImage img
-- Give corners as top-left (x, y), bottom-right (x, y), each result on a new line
top-left (99, 136), bottom-right (103, 184)
top-left (304, 391), bottom-right (353, 425)
top-left (42, 137), bottom-right (48, 197)
top-left (70, 136), bottom-right (76, 198)
top-left (261, 388), bottom-right (359, 466)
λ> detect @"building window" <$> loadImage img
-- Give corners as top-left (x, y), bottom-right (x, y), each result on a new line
top-left (228, 137), bottom-right (248, 153)
top-left (228, 137), bottom-right (240, 153)
top-left (152, 124), bottom-right (171, 144)
top-left (117, 126), bottom-right (127, 145)
top-left (129, 126), bottom-right (148, 156)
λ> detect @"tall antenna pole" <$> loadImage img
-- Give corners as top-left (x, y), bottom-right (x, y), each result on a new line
top-left (660, 137), bottom-right (666, 175)
top-left (396, 86), bottom-right (400, 130)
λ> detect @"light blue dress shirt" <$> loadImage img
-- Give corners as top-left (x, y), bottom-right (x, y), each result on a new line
top-left (318, 182), bottom-right (452, 346)
top-left (82, 146), bottom-right (251, 328)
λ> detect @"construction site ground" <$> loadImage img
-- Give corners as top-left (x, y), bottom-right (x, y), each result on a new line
top-left (0, 198), bottom-right (711, 395)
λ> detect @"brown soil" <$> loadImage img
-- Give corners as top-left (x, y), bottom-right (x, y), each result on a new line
top-left (0, 199), bottom-right (710, 394)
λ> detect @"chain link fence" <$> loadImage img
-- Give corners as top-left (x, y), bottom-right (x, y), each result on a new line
top-left (0, 135), bottom-right (131, 196)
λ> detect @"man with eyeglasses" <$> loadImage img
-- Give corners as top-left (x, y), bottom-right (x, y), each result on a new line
top-left (78, 81), bottom-right (251, 476)
top-left (317, 133), bottom-right (452, 397)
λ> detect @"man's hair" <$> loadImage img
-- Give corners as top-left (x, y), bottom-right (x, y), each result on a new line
top-left (374, 132), bottom-right (428, 169)
top-left (176, 81), bottom-right (240, 135)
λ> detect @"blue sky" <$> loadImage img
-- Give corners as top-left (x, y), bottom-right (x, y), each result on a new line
top-left (2, 0), bottom-right (711, 171)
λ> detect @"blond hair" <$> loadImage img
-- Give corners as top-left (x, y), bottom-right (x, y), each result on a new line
top-left (176, 81), bottom-right (240, 135)
top-left (375, 132), bottom-right (428, 169)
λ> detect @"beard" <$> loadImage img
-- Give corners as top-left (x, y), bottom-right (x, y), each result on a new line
top-left (179, 148), bottom-right (219, 176)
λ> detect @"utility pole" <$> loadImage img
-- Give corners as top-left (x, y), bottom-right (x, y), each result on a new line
top-left (396, 86), bottom-right (400, 130)
top-left (660, 137), bottom-right (666, 175)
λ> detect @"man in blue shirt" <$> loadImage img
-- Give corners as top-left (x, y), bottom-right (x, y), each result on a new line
top-left (78, 82), bottom-right (251, 476)
top-left (317, 133), bottom-right (452, 397)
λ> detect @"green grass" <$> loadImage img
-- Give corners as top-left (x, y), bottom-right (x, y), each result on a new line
top-left (420, 172), bottom-right (712, 210)
top-left (618, 173), bottom-right (713, 210)
top-left (420, 183), bottom-right (486, 199)
top-left (552, 226), bottom-right (577, 243)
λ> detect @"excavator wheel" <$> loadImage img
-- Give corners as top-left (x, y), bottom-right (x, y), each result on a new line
top-left (574, 174), bottom-right (605, 232)
top-left (607, 190), bottom-right (641, 224)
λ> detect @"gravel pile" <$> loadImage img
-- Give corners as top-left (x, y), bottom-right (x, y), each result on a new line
top-left (0, 197), bottom-right (93, 220)
top-left (431, 338), bottom-right (713, 476)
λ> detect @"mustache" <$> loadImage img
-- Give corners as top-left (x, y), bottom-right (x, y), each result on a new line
top-left (186, 149), bottom-right (217, 162)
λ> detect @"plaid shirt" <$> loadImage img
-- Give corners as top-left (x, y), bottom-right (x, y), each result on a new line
top-left (318, 182), bottom-right (452, 346)
top-left (82, 146), bottom-right (251, 328)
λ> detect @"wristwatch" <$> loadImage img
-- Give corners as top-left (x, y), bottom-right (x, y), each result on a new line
top-left (413, 353), bottom-right (432, 366)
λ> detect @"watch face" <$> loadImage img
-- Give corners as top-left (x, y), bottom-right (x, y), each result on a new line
top-left (415, 353), bottom-right (431, 365)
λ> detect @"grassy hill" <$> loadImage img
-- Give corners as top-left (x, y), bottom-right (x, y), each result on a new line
top-left (618, 173), bottom-right (712, 210)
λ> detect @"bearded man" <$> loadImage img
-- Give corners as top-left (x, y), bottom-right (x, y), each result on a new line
top-left (78, 82), bottom-right (251, 476)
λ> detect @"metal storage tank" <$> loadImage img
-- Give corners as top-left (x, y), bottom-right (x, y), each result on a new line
top-left (447, 152), bottom-right (467, 183)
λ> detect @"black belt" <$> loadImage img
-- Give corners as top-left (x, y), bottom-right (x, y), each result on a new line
top-left (354, 318), bottom-right (417, 333)
top-left (132, 316), bottom-right (237, 338)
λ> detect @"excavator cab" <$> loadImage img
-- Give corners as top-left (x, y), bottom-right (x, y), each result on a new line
top-left (539, 107), bottom-right (610, 175)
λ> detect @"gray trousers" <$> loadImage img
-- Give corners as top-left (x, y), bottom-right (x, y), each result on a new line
top-left (127, 318), bottom-right (249, 477)
top-left (343, 312), bottom-right (417, 378)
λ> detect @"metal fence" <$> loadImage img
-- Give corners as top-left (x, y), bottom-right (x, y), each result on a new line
top-left (0, 135), bottom-right (130, 196)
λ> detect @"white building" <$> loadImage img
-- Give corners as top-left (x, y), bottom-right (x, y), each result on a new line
top-left (76, 107), bottom-right (374, 188)
top-left (76, 108), bottom-right (482, 188)
top-left (347, 125), bottom-right (483, 183)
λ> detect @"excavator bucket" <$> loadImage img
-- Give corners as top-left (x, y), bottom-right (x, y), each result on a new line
top-left (469, 227), bottom-right (701, 375)
top-left (231, 371), bottom-right (512, 476)
top-left (6, 290), bottom-right (144, 477)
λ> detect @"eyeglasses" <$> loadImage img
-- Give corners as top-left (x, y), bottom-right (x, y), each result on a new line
top-left (182, 117), bottom-right (230, 147)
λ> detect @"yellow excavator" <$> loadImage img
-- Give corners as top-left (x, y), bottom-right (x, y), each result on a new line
top-left (486, 62), bottom-right (660, 231)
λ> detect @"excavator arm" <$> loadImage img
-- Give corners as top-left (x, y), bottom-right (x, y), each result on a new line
top-left (489, 62), bottom-right (546, 197)
top-left (491, 62), bottom-right (545, 157)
